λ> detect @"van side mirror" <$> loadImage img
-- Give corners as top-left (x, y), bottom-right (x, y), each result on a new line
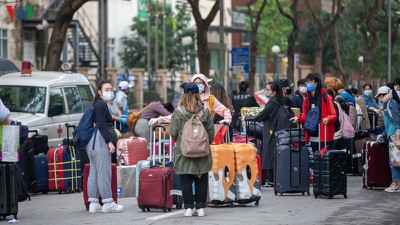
top-left (49, 103), bottom-right (63, 117)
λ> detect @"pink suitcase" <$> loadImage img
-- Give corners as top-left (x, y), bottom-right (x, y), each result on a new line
top-left (117, 137), bottom-right (148, 166)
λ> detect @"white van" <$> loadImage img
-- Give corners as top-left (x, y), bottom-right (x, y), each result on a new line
top-left (0, 71), bottom-right (94, 147)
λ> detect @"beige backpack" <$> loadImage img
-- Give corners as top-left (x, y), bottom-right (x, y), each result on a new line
top-left (177, 106), bottom-right (210, 158)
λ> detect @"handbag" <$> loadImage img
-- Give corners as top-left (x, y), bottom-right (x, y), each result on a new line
top-left (127, 102), bottom-right (154, 132)
top-left (213, 124), bottom-right (228, 144)
top-left (389, 140), bottom-right (400, 167)
top-left (341, 111), bottom-right (355, 139)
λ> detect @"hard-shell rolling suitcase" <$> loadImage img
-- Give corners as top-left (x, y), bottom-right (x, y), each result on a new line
top-left (18, 140), bottom-right (37, 194)
top-left (28, 130), bottom-right (49, 155)
top-left (117, 165), bottom-right (136, 198)
top-left (0, 163), bottom-right (18, 220)
top-left (274, 128), bottom-right (310, 196)
top-left (83, 163), bottom-right (118, 210)
top-left (137, 124), bottom-right (178, 212)
top-left (313, 124), bottom-right (347, 199)
top-left (116, 137), bottom-right (148, 166)
top-left (363, 141), bottom-right (392, 189)
top-left (209, 144), bottom-right (236, 206)
top-left (34, 155), bottom-right (48, 194)
top-left (233, 143), bottom-right (261, 206)
top-left (47, 146), bottom-right (81, 193)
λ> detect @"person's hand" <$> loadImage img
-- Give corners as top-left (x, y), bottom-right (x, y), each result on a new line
top-left (108, 142), bottom-right (115, 154)
top-left (290, 117), bottom-right (299, 124)
top-left (119, 117), bottom-right (127, 124)
top-left (149, 118), bottom-right (158, 125)
top-left (218, 119), bottom-right (230, 125)
top-left (322, 118), bottom-right (329, 125)
top-left (376, 134), bottom-right (383, 143)
top-left (121, 114), bottom-right (128, 119)
top-left (396, 129), bottom-right (400, 139)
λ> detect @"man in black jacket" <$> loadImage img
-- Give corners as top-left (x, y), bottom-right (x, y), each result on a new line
top-left (290, 79), bottom-right (306, 113)
top-left (232, 81), bottom-right (251, 131)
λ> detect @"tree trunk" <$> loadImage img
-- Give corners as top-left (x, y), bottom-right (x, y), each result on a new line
top-left (314, 34), bottom-right (327, 74)
top-left (249, 33), bottom-right (258, 93)
top-left (286, 30), bottom-right (298, 82)
top-left (44, 0), bottom-right (89, 71)
top-left (196, 23), bottom-right (210, 76)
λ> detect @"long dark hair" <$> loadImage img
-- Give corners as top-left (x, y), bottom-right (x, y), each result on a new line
top-left (210, 83), bottom-right (232, 109)
top-left (269, 81), bottom-right (284, 105)
top-left (93, 80), bottom-right (112, 102)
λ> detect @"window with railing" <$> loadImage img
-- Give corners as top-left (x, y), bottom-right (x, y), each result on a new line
top-left (0, 28), bottom-right (8, 58)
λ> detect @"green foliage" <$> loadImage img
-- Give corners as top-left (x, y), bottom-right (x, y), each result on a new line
top-left (119, 3), bottom-right (196, 70)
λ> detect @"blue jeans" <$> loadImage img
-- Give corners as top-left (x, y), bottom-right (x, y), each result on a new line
top-left (389, 140), bottom-right (400, 182)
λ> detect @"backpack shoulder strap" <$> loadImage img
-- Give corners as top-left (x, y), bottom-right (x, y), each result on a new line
top-left (177, 106), bottom-right (190, 120)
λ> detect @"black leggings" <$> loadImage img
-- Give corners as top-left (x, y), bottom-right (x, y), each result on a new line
top-left (179, 173), bottom-right (208, 209)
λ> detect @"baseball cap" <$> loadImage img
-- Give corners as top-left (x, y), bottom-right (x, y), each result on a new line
top-left (184, 82), bottom-right (199, 94)
top-left (119, 81), bottom-right (129, 90)
top-left (375, 86), bottom-right (391, 98)
top-left (179, 82), bottom-right (188, 89)
top-left (278, 79), bottom-right (293, 87)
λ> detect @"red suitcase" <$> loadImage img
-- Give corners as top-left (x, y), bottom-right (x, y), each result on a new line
top-left (137, 166), bottom-right (174, 212)
top-left (47, 146), bottom-right (81, 193)
top-left (83, 163), bottom-right (118, 211)
top-left (116, 137), bottom-right (148, 166)
top-left (363, 141), bottom-right (392, 189)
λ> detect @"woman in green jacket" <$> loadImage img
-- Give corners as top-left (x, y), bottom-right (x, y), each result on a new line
top-left (170, 82), bottom-right (214, 217)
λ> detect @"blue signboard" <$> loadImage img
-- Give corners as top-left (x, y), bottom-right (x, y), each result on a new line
top-left (231, 48), bottom-right (250, 73)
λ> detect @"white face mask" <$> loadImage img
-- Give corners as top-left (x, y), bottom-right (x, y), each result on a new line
top-left (197, 84), bottom-right (205, 92)
top-left (299, 86), bottom-right (307, 94)
top-left (265, 90), bottom-right (271, 98)
top-left (102, 91), bottom-right (114, 102)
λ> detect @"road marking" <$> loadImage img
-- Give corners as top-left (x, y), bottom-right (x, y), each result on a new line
top-left (146, 210), bottom-right (185, 220)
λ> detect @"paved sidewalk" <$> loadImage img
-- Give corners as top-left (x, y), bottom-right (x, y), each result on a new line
top-left (3, 176), bottom-right (399, 225)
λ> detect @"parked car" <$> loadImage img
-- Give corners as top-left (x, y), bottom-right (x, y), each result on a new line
top-left (0, 70), bottom-right (94, 147)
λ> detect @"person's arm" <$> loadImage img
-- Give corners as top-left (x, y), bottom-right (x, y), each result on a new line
top-left (212, 97), bottom-right (232, 124)
top-left (298, 98), bottom-right (307, 124)
top-left (154, 103), bottom-right (171, 116)
top-left (94, 102), bottom-right (112, 143)
top-left (389, 100), bottom-right (400, 130)
top-left (254, 102), bottom-right (273, 122)
top-left (325, 95), bottom-right (338, 124)
top-left (169, 111), bottom-right (179, 141)
top-left (204, 109), bottom-right (215, 144)
top-left (0, 99), bottom-right (10, 121)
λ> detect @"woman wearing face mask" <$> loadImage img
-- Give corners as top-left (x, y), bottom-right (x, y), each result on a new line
top-left (361, 84), bottom-right (379, 112)
top-left (375, 86), bottom-right (400, 192)
top-left (86, 80), bottom-right (124, 213)
top-left (254, 82), bottom-right (284, 187)
top-left (150, 74), bottom-right (232, 126)
top-left (291, 73), bottom-right (337, 154)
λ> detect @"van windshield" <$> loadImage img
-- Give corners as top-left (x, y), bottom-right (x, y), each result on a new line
top-left (0, 86), bottom-right (47, 114)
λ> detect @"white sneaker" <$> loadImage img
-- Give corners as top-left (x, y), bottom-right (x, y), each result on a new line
top-left (183, 208), bottom-right (193, 217)
top-left (88, 202), bottom-right (102, 213)
top-left (102, 202), bottom-right (124, 213)
top-left (196, 208), bottom-right (205, 217)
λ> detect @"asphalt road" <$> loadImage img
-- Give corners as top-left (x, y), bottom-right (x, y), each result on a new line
top-left (3, 176), bottom-right (399, 225)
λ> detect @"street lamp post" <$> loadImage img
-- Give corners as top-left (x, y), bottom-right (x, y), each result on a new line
top-left (358, 56), bottom-right (364, 90)
top-left (271, 45), bottom-right (280, 81)
top-left (388, 0), bottom-right (392, 83)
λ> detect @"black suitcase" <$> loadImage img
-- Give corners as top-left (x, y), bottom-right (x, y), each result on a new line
top-left (28, 130), bottom-right (49, 155)
top-left (313, 124), bottom-right (347, 199)
top-left (17, 141), bottom-right (37, 194)
top-left (0, 163), bottom-right (18, 220)
top-left (274, 128), bottom-right (310, 196)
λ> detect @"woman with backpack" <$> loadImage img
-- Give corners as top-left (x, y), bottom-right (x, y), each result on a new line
top-left (170, 82), bottom-right (214, 217)
top-left (375, 86), bottom-right (400, 192)
top-left (254, 81), bottom-right (284, 187)
top-left (291, 73), bottom-right (337, 153)
top-left (86, 80), bottom-right (124, 213)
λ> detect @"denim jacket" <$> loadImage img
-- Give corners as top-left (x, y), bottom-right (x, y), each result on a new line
top-left (383, 99), bottom-right (400, 137)
top-left (361, 94), bottom-right (378, 109)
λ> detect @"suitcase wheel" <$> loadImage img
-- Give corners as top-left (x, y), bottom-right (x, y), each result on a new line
top-left (344, 194), bottom-right (347, 199)
top-left (302, 192), bottom-right (305, 196)
top-left (314, 194), bottom-right (318, 199)
top-left (328, 195), bottom-right (333, 199)
top-left (274, 191), bottom-right (277, 196)
top-left (140, 207), bottom-right (146, 212)
top-left (307, 191), bottom-right (310, 196)
top-left (255, 201), bottom-right (259, 207)
top-left (86, 204), bottom-right (89, 211)
top-left (162, 208), bottom-right (167, 212)
top-left (176, 204), bottom-right (182, 209)
top-left (168, 208), bottom-right (172, 212)
top-left (280, 193), bottom-right (283, 196)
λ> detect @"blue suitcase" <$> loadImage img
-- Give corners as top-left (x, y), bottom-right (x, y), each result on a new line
top-left (34, 155), bottom-right (48, 194)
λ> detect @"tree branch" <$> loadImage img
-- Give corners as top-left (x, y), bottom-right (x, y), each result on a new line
top-left (275, 0), bottom-right (293, 21)
top-left (204, 0), bottom-right (220, 27)
top-left (247, 0), bottom-right (257, 30)
top-left (254, 0), bottom-right (268, 31)
top-left (304, 0), bottom-right (323, 30)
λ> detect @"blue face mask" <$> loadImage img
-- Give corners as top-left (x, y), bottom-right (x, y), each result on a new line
top-left (197, 84), bottom-right (205, 92)
top-left (364, 90), bottom-right (372, 97)
top-left (307, 83), bottom-right (316, 92)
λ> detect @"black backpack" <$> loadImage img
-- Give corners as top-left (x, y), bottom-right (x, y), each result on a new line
top-left (275, 104), bottom-right (296, 132)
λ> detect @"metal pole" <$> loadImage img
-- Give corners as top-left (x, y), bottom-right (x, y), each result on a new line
top-left (104, 0), bottom-right (108, 72)
top-left (155, 0), bottom-right (159, 70)
top-left (388, 0), bottom-right (392, 82)
top-left (147, 0), bottom-right (151, 78)
top-left (163, 0), bottom-right (166, 69)
top-left (219, 0), bottom-right (224, 81)
top-left (74, 23), bottom-right (79, 68)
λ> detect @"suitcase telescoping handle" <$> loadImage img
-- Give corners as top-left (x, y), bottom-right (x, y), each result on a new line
top-left (245, 116), bottom-right (256, 144)
top-left (151, 124), bottom-right (172, 167)
top-left (65, 123), bottom-right (76, 142)
top-left (28, 129), bottom-right (39, 136)
top-left (318, 121), bottom-right (327, 154)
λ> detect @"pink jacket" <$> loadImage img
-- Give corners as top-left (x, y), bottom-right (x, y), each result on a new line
top-left (157, 74), bottom-right (232, 124)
